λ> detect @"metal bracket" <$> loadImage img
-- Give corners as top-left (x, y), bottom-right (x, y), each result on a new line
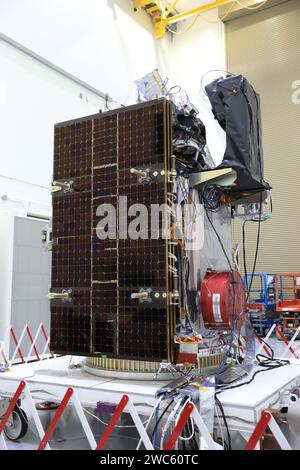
top-left (131, 288), bottom-right (168, 304)
top-left (130, 167), bottom-right (151, 183)
top-left (170, 290), bottom-right (180, 305)
top-left (168, 169), bottom-right (177, 184)
top-left (131, 288), bottom-right (152, 303)
top-left (154, 362), bottom-right (180, 379)
top-left (168, 154), bottom-right (177, 183)
top-left (41, 228), bottom-right (53, 251)
top-left (51, 180), bottom-right (73, 193)
top-left (47, 289), bottom-right (73, 302)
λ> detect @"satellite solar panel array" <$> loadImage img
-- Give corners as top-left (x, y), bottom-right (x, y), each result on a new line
top-left (50, 99), bottom-right (176, 361)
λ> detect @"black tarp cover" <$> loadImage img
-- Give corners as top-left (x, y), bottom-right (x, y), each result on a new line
top-left (205, 74), bottom-right (270, 191)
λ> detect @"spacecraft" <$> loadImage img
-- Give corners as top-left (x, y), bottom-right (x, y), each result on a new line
top-left (49, 70), bottom-right (270, 377)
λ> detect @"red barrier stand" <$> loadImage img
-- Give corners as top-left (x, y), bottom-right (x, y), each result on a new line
top-left (164, 402), bottom-right (194, 450)
top-left (10, 327), bottom-right (25, 363)
top-left (41, 323), bottom-right (54, 358)
top-left (96, 395), bottom-right (129, 450)
top-left (275, 326), bottom-right (299, 359)
top-left (26, 325), bottom-right (40, 361)
top-left (0, 380), bottom-right (26, 434)
top-left (38, 387), bottom-right (74, 450)
top-left (253, 331), bottom-right (272, 358)
top-left (244, 411), bottom-right (272, 450)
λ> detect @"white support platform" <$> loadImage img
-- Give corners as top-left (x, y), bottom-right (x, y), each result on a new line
top-left (218, 358), bottom-right (300, 439)
top-left (0, 356), bottom-right (162, 413)
top-left (1, 355), bottom-right (300, 446)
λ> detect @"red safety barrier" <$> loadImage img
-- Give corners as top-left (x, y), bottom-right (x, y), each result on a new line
top-left (96, 395), bottom-right (129, 450)
top-left (38, 387), bottom-right (74, 450)
top-left (253, 331), bottom-right (272, 358)
top-left (275, 326), bottom-right (299, 359)
top-left (26, 325), bottom-right (40, 361)
top-left (244, 411), bottom-right (272, 450)
top-left (0, 381), bottom-right (26, 434)
top-left (164, 402), bottom-right (194, 450)
top-left (1, 323), bottom-right (53, 365)
top-left (10, 327), bottom-right (25, 363)
top-left (41, 323), bottom-right (54, 358)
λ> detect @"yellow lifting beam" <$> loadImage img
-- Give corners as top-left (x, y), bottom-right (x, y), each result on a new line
top-left (133, 0), bottom-right (234, 38)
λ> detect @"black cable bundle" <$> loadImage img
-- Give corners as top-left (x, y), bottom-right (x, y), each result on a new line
top-left (200, 182), bottom-right (223, 212)
top-left (150, 399), bottom-right (174, 444)
top-left (216, 353), bottom-right (290, 394)
top-left (215, 396), bottom-right (232, 450)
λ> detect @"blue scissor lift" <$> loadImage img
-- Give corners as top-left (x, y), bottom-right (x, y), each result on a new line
top-left (244, 274), bottom-right (276, 337)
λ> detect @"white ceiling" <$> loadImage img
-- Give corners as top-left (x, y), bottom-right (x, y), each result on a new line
top-left (172, 0), bottom-right (212, 14)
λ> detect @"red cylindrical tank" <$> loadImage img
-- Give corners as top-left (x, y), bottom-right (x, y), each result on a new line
top-left (200, 270), bottom-right (246, 331)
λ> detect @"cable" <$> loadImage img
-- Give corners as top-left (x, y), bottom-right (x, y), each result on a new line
top-left (214, 403), bottom-right (225, 449)
top-left (165, 0), bottom-right (268, 38)
top-left (175, 399), bottom-right (193, 441)
top-left (216, 354), bottom-right (290, 394)
top-left (82, 406), bottom-right (149, 428)
top-left (160, 398), bottom-right (184, 449)
top-left (241, 83), bottom-right (263, 301)
top-left (242, 220), bottom-right (249, 294)
top-left (166, 0), bottom-right (237, 36)
top-left (235, 0), bottom-right (268, 10)
top-left (215, 396), bottom-right (232, 450)
top-left (136, 396), bottom-right (163, 450)
top-left (246, 207), bottom-right (261, 301)
top-left (186, 416), bottom-right (198, 449)
top-left (166, 0), bottom-right (180, 16)
top-left (204, 205), bottom-right (233, 272)
top-left (198, 1), bottom-right (236, 24)
top-left (259, 336), bottom-right (274, 357)
top-left (153, 401), bottom-right (160, 449)
top-left (150, 399), bottom-right (174, 442)
top-left (200, 69), bottom-right (234, 98)
top-left (201, 183), bottom-right (238, 371)
top-left (179, 416), bottom-right (194, 441)
top-left (215, 320), bottom-right (236, 378)
top-left (201, 183), bottom-right (223, 212)
top-left (166, 15), bottom-right (200, 35)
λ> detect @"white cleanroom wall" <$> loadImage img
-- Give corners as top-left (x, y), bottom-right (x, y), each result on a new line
top-left (0, 0), bottom-right (226, 170)
top-left (0, 36), bottom-right (106, 218)
top-left (0, 0), bottom-right (171, 105)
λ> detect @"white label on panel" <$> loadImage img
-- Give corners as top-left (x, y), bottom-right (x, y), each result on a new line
top-left (212, 293), bottom-right (222, 322)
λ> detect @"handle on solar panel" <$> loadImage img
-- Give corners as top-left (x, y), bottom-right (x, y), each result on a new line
top-left (131, 292), bottom-right (150, 300)
top-left (130, 168), bottom-right (147, 178)
top-left (47, 289), bottom-right (72, 300)
top-left (51, 181), bottom-right (73, 193)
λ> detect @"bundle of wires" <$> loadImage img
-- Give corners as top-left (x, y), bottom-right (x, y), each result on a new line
top-left (199, 182), bottom-right (233, 273)
top-left (199, 181), bottom-right (237, 378)
top-left (214, 343), bottom-right (289, 450)
top-left (216, 342), bottom-right (290, 395)
top-left (150, 397), bottom-right (199, 450)
top-left (241, 86), bottom-right (264, 301)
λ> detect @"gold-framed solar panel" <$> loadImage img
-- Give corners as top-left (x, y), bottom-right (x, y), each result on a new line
top-left (50, 99), bottom-right (177, 362)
